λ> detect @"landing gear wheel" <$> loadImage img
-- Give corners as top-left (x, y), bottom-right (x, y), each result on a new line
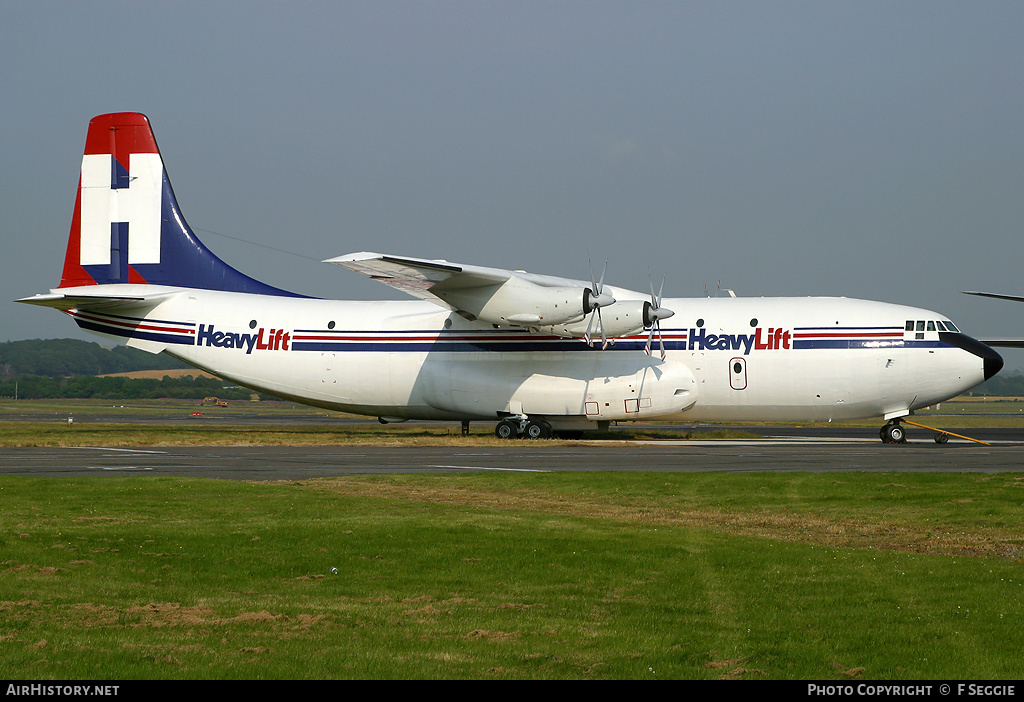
top-left (524, 420), bottom-right (553, 440)
top-left (881, 422), bottom-right (906, 444)
top-left (495, 419), bottom-right (519, 440)
top-left (934, 433), bottom-right (949, 444)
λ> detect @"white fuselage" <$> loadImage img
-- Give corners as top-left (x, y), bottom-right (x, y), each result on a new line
top-left (26, 112), bottom-right (1001, 437)
top-left (66, 285), bottom-right (994, 427)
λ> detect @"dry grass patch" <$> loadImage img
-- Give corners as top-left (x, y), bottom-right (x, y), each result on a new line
top-left (309, 476), bottom-right (1024, 560)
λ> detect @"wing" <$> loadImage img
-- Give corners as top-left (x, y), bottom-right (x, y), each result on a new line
top-left (962, 291), bottom-right (1024, 347)
top-left (963, 291), bottom-right (1024, 303)
top-left (325, 252), bottom-right (605, 327)
top-left (978, 339), bottom-right (1024, 348)
top-left (325, 251), bottom-right (590, 303)
top-left (325, 252), bottom-right (517, 304)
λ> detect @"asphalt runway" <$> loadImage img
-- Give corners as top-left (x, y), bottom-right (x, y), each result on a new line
top-left (3, 430), bottom-right (1024, 480)
top-left (4, 406), bottom-right (1024, 479)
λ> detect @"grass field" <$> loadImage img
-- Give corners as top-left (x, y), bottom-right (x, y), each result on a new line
top-left (2, 472), bottom-right (1023, 680)
top-left (1, 397), bottom-right (1023, 679)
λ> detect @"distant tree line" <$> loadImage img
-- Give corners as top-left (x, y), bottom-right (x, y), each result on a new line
top-left (0, 338), bottom-right (188, 378)
top-left (0, 374), bottom-right (255, 401)
top-left (0, 339), bottom-right (256, 400)
top-left (973, 371), bottom-right (1024, 397)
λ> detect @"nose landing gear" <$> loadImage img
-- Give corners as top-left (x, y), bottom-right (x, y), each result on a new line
top-left (880, 418), bottom-right (990, 445)
top-left (880, 420), bottom-right (906, 444)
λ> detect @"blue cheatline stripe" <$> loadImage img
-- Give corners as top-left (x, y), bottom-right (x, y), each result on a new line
top-left (71, 316), bottom-right (960, 353)
top-left (75, 319), bottom-right (196, 346)
top-left (794, 339), bottom-right (950, 350)
top-left (74, 309), bottom-right (196, 327)
top-left (794, 326), bottom-right (904, 332)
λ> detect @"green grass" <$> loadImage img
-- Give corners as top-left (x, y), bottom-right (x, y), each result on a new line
top-left (2, 472), bottom-right (1023, 679)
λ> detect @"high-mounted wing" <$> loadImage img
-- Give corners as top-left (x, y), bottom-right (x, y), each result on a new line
top-left (326, 252), bottom-right (616, 329)
top-left (962, 291), bottom-right (1024, 347)
top-left (326, 252), bottom-right (513, 301)
top-left (963, 291), bottom-right (1024, 304)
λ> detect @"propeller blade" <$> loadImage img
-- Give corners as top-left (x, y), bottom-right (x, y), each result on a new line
top-left (644, 275), bottom-right (675, 325)
top-left (644, 274), bottom-right (671, 359)
top-left (649, 276), bottom-right (662, 307)
top-left (583, 259), bottom-right (615, 349)
top-left (584, 259), bottom-right (615, 313)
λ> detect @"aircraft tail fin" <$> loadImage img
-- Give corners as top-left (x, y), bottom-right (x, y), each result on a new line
top-left (58, 112), bottom-right (304, 297)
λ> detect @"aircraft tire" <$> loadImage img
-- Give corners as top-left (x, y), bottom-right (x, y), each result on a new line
top-left (495, 419), bottom-right (519, 440)
top-left (524, 420), bottom-right (553, 440)
top-left (881, 422), bottom-right (906, 444)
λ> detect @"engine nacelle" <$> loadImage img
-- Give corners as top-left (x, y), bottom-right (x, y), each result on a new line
top-left (547, 300), bottom-right (649, 340)
top-left (432, 276), bottom-right (595, 327)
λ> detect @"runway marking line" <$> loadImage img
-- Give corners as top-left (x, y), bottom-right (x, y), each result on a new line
top-left (429, 464), bottom-right (549, 473)
top-left (61, 447), bottom-right (168, 454)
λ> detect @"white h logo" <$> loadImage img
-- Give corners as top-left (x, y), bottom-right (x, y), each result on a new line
top-left (79, 153), bottom-right (163, 266)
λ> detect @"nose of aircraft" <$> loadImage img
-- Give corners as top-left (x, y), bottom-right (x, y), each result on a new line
top-left (985, 346), bottom-right (1004, 380)
top-left (945, 333), bottom-right (1004, 380)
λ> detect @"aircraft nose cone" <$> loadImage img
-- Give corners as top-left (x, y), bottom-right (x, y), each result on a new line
top-left (940, 332), bottom-right (1003, 381)
top-left (985, 348), bottom-right (1004, 381)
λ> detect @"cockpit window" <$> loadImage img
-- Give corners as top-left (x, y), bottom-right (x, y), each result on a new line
top-left (927, 321), bottom-right (936, 332)
top-left (935, 321), bottom-right (947, 331)
top-left (944, 321), bottom-right (959, 333)
top-left (905, 320), bottom-right (914, 331)
top-left (916, 321), bottom-right (926, 332)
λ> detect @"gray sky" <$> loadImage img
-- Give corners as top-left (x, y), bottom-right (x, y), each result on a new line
top-left (5, 1), bottom-right (1024, 368)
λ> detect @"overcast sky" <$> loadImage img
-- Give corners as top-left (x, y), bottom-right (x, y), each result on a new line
top-left (5, 1), bottom-right (1024, 367)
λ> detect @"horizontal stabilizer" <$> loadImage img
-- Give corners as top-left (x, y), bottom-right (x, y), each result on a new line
top-left (15, 291), bottom-right (174, 311)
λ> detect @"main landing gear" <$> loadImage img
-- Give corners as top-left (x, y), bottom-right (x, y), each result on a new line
top-left (495, 417), bottom-right (553, 440)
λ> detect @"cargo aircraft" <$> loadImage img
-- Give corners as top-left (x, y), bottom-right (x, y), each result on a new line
top-left (17, 113), bottom-right (1003, 443)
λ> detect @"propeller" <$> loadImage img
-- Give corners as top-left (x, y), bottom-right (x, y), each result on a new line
top-left (583, 261), bottom-right (616, 349)
top-left (643, 275), bottom-right (675, 360)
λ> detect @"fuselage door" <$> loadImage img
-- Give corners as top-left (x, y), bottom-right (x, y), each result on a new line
top-left (729, 357), bottom-right (747, 390)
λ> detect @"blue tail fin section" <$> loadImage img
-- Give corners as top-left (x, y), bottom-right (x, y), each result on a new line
top-left (60, 112), bottom-right (307, 297)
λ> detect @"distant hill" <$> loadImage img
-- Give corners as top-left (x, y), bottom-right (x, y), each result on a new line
top-left (0, 339), bottom-right (189, 378)
top-left (973, 370), bottom-right (1024, 397)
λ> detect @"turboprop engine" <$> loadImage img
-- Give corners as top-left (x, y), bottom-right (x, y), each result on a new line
top-left (547, 299), bottom-right (649, 339)
top-left (431, 276), bottom-right (613, 327)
